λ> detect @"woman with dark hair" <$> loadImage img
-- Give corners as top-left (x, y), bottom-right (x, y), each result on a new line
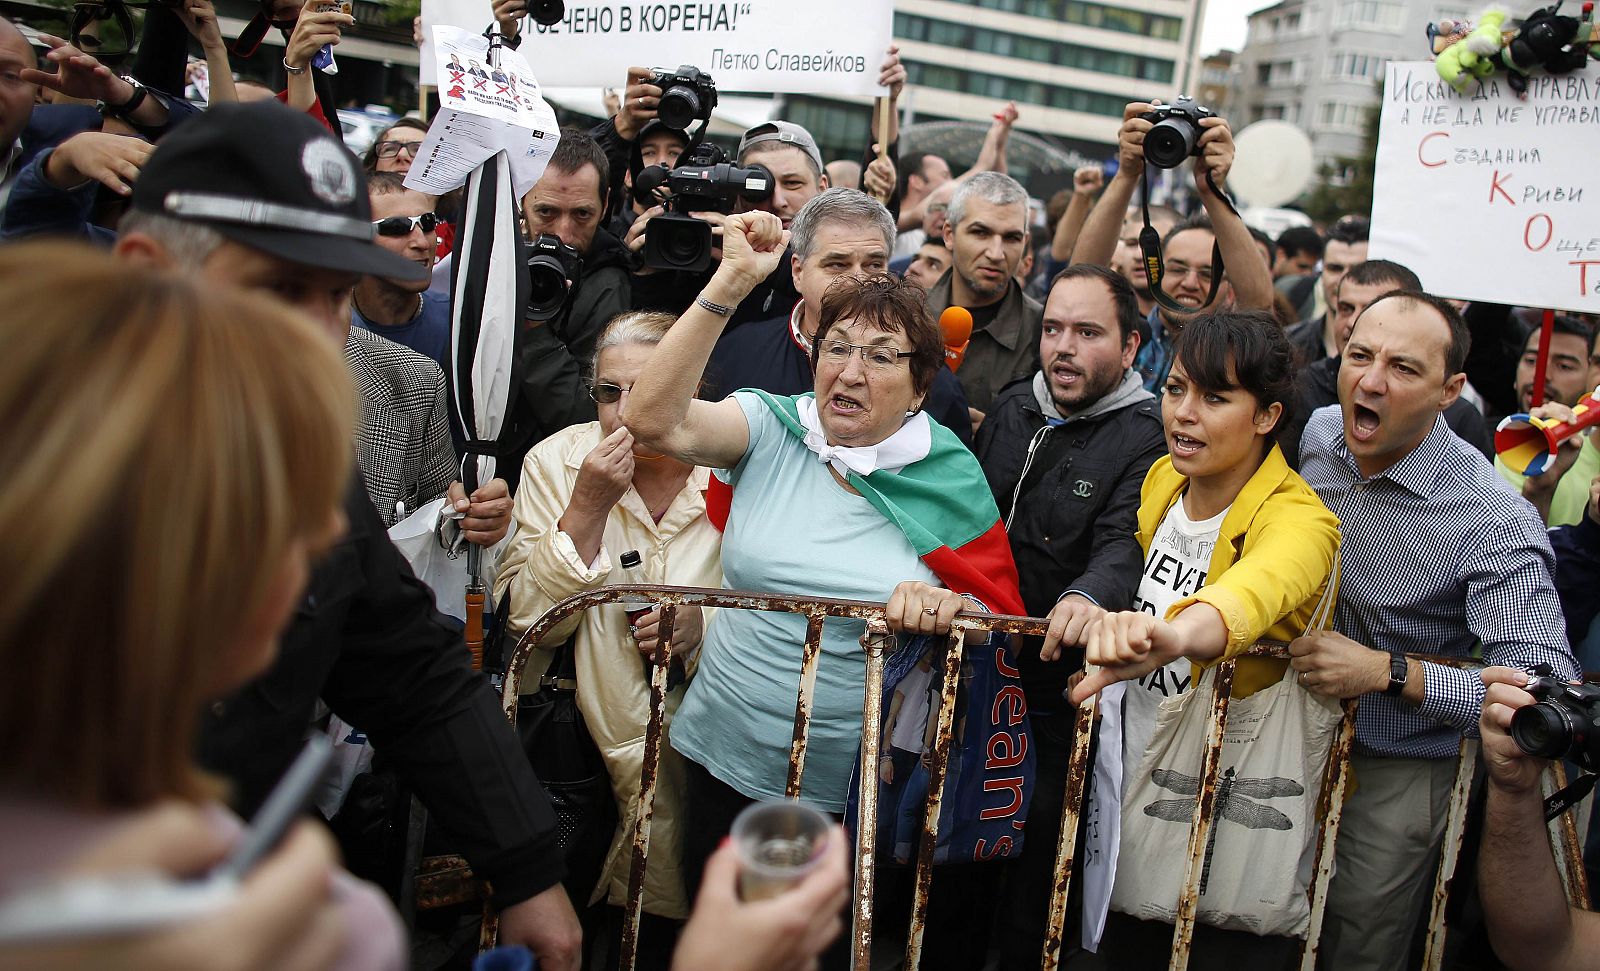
top-left (1069, 309), bottom-right (1341, 969)
top-left (625, 211), bottom-right (1024, 910)
top-left (362, 117), bottom-right (427, 175)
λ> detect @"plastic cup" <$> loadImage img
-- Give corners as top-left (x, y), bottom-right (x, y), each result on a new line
top-left (730, 800), bottom-right (831, 901)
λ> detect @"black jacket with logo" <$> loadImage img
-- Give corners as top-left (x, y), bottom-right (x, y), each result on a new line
top-left (975, 373), bottom-right (1166, 713)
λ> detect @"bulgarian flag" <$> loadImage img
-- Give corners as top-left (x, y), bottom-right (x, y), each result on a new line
top-left (706, 390), bottom-right (1024, 616)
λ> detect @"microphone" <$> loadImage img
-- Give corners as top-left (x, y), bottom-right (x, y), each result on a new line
top-left (940, 306), bottom-right (973, 371)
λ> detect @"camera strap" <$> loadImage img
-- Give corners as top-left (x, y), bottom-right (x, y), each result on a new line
top-left (1138, 164), bottom-right (1239, 317)
top-left (1544, 772), bottom-right (1597, 822)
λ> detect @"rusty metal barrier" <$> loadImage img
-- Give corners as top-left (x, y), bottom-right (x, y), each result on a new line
top-left (445, 584), bottom-right (1591, 971)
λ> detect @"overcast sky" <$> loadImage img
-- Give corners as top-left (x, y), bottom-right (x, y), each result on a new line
top-left (1200, 0), bottom-right (1270, 54)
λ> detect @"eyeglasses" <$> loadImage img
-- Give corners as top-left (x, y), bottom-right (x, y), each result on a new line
top-left (927, 203), bottom-right (948, 215)
top-left (372, 212), bottom-right (439, 237)
top-left (817, 339), bottom-right (916, 371)
top-left (589, 382), bottom-right (627, 403)
top-left (375, 140), bottom-right (424, 159)
top-left (1165, 261), bottom-right (1215, 286)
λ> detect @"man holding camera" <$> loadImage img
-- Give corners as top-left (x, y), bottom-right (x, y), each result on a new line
top-left (1478, 662), bottom-right (1600, 971)
top-left (1291, 290), bottom-right (1576, 971)
top-left (626, 119), bottom-right (829, 327)
top-left (1072, 100), bottom-right (1272, 393)
top-left (500, 129), bottom-right (635, 478)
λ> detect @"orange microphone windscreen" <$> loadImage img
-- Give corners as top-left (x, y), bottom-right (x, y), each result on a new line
top-left (940, 306), bottom-right (973, 371)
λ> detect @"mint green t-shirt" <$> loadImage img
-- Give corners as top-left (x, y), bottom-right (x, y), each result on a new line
top-left (670, 392), bottom-right (937, 811)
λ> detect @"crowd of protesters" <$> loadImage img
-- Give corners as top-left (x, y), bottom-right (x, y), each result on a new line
top-left (1, 2), bottom-right (1598, 970)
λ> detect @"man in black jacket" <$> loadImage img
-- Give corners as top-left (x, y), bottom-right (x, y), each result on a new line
top-left (500, 129), bottom-right (636, 479)
top-left (974, 263), bottom-right (1166, 968)
top-left (112, 102), bottom-right (581, 970)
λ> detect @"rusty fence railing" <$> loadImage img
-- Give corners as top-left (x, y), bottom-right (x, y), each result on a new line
top-left (414, 584), bottom-right (1590, 971)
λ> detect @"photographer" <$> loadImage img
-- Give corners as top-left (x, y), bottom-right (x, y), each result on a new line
top-left (500, 129), bottom-right (634, 478)
top-left (1478, 664), bottom-right (1600, 971)
top-left (1071, 100), bottom-right (1272, 393)
top-left (626, 119), bottom-right (829, 326)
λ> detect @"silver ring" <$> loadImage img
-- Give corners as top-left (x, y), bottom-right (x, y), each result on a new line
top-left (923, 607), bottom-right (939, 616)
top-left (628, 624), bottom-right (638, 636)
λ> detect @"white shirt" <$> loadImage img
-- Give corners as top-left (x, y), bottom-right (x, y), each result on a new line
top-left (1120, 494), bottom-right (1230, 773)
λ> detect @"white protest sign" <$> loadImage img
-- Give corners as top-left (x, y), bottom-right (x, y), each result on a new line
top-left (407, 28), bottom-right (562, 198)
top-left (420, 0), bottom-right (494, 85)
top-left (510, 0), bottom-right (891, 96)
top-left (1371, 62), bottom-right (1600, 314)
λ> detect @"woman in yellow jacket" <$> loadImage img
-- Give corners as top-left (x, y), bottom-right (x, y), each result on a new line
top-left (1070, 309), bottom-right (1341, 970)
top-left (495, 311), bottom-right (723, 970)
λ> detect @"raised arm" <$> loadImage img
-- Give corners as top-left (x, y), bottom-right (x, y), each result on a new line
top-left (1194, 114), bottom-right (1272, 312)
top-left (624, 211), bottom-right (788, 469)
top-left (1050, 166), bottom-right (1103, 263)
top-left (1071, 102), bottom-right (1151, 267)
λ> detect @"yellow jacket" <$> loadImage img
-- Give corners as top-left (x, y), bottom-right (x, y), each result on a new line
top-left (495, 422), bottom-right (723, 919)
top-left (1136, 444), bottom-right (1340, 696)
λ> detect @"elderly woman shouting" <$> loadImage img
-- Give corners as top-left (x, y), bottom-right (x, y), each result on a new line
top-left (625, 209), bottom-right (1024, 897)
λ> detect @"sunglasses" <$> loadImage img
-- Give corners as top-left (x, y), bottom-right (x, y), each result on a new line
top-left (588, 382), bottom-right (627, 404)
top-left (375, 139), bottom-right (424, 159)
top-left (372, 212), bottom-right (439, 237)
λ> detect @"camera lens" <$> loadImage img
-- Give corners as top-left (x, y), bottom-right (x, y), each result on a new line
top-left (1511, 702), bottom-right (1578, 760)
top-left (1145, 117), bottom-right (1198, 170)
top-left (658, 87), bottom-right (701, 130)
top-left (528, 0), bottom-right (562, 25)
top-left (644, 214), bottom-right (714, 273)
top-left (527, 255), bottom-right (568, 321)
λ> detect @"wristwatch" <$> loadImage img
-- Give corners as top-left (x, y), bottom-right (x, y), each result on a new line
top-left (1384, 653), bottom-right (1409, 698)
top-left (101, 74), bottom-right (148, 118)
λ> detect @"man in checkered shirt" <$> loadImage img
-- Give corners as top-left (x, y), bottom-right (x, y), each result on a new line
top-left (1291, 289), bottom-right (1578, 971)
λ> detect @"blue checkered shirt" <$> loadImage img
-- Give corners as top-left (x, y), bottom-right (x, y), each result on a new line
top-left (1134, 308), bottom-right (1173, 393)
top-left (1300, 406), bottom-right (1577, 760)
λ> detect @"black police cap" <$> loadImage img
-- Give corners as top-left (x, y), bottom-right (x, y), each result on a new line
top-left (132, 101), bottom-right (430, 283)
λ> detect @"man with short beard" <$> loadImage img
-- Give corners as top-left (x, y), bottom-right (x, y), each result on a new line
top-left (973, 263), bottom-right (1165, 967)
top-left (924, 171), bottom-right (1043, 420)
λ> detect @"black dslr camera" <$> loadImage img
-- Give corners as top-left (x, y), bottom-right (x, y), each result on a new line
top-left (1512, 667), bottom-right (1600, 772)
top-left (1140, 96), bottom-right (1216, 169)
top-left (526, 233), bottom-right (583, 322)
top-left (648, 65), bottom-right (718, 130)
top-left (636, 142), bottom-right (773, 273)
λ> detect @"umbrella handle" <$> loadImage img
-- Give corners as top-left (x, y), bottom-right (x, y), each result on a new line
top-left (466, 587), bottom-right (486, 671)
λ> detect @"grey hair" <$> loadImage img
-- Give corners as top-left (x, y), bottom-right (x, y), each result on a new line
top-left (789, 188), bottom-right (895, 262)
top-left (116, 211), bottom-right (226, 268)
top-left (590, 310), bottom-right (677, 376)
top-left (946, 171), bottom-right (1028, 230)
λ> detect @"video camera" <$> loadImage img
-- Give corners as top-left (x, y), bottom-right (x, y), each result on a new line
top-left (647, 65), bottom-right (718, 130)
top-left (526, 233), bottom-right (583, 322)
top-left (635, 142), bottom-right (773, 273)
top-left (1512, 667), bottom-right (1600, 772)
top-left (1140, 96), bottom-right (1216, 170)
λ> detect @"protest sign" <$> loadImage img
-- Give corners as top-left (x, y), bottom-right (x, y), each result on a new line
top-left (1371, 62), bottom-right (1600, 314)
top-left (407, 27), bottom-right (561, 198)
top-left (420, 0), bottom-right (494, 83)
top-left (508, 0), bottom-right (891, 97)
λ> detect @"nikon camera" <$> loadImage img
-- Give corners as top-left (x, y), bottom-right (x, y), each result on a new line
top-left (636, 142), bottom-right (773, 273)
top-left (648, 65), bottom-right (718, 130)
top-left (1512, 667), bottom-right (1600, 772)
top-left (1140, 96), bottom-right (1216, 169)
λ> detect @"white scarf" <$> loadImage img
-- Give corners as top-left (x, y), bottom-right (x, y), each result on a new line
top-left (795, 395), bottom-right (932, 479)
